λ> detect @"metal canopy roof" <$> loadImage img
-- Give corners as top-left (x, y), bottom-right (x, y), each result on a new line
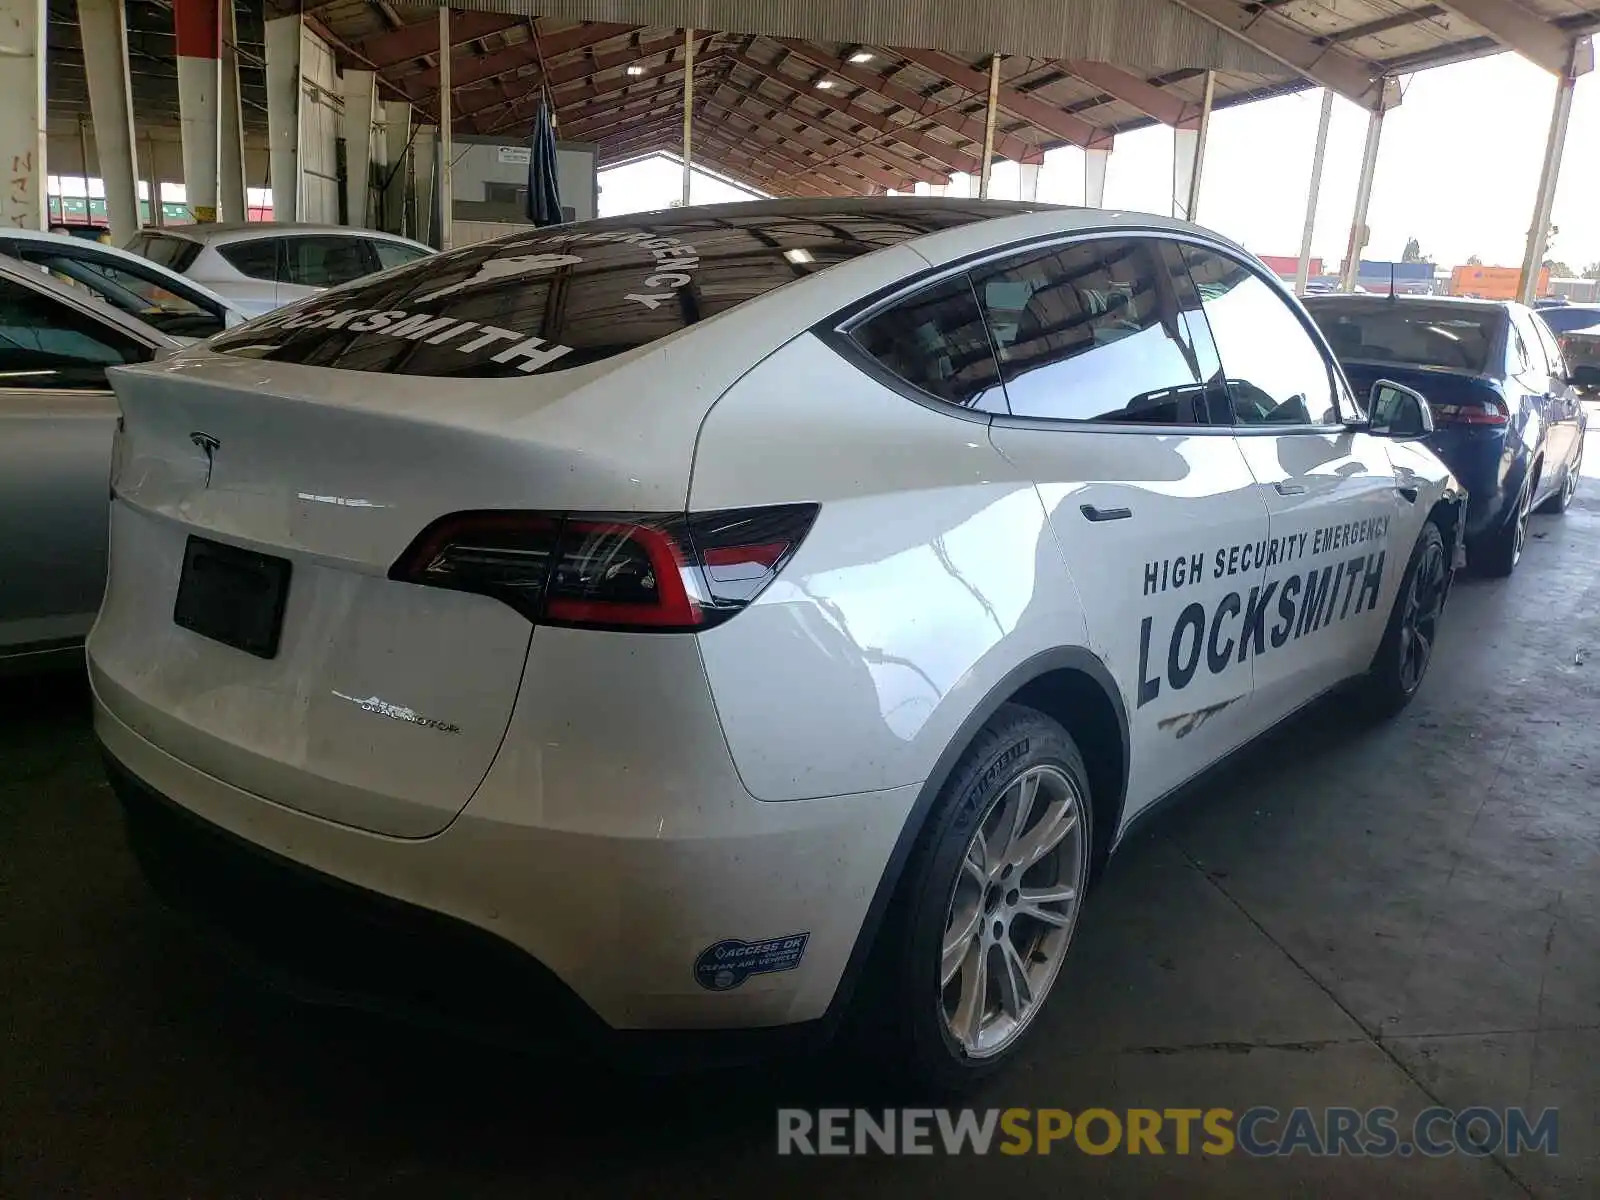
top-left (43, 2), bottom-right (1600, 199)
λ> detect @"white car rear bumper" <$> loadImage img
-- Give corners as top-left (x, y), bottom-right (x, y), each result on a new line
top-left (93, 671), bottom-right (916, 1040)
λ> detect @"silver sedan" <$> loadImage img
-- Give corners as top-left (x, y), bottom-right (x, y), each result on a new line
top-left (0, 257), bottom-right (177, 669)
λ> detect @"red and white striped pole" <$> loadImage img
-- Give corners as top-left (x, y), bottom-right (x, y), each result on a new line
top-left (174, 0), bottom-right (221, 222)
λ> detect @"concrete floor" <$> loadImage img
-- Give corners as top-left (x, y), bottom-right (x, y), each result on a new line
top-left (5, 434), bottom-right (1597, 1198)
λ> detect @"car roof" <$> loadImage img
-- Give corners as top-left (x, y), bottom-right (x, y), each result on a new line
top-left (2, 227), bottom-right (245, 316)
top-left (0, 255), bottom-right (179, 346)
top-left (140, 222), bottom-right (431, 249)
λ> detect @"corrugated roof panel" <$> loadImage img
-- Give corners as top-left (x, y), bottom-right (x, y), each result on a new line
top-left (409, 0), bottom-right (1289, 74)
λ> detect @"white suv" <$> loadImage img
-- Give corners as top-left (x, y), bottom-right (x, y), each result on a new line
top-left (124, 223), bottom-right (433, 316)
top-left (90, 200), bottom-right (1463, 1086)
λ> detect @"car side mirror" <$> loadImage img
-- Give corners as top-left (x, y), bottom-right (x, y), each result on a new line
top-left (1571, 363), bottom-right (1600, 390)
top-left (1368, 380), bottom-right (1434, 439)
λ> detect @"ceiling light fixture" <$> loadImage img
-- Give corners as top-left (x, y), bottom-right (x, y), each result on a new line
top-left (849, 52), bottom-right (874, 64)
top-left (626, 65), bottom-right (646, 76)
top-left (814, 79), bottom-right (836, 89)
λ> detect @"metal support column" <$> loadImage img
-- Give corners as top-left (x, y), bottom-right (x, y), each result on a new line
top-left (77, 0), bottom-right (140, 240)
top-left (343, 69), bottom-right (377, 228)
top-left (381, 100), bottom-right (411, 235)
top-left (1083, 146), bottom-right (1109, 208)
top-left (1018, 162), bottom-right (1040, 202)
top-left (175, 0), bottom-right (222, 221)
top-left (0, 0), bottom-right (47, 230)
top-left (145, 132), bottom-right (164, 224)
top-left (1294, 89), bottom-right (1334, 295)
top-left (436, 3), bottom-right (452, 249)
top-left (680, 28), bottom-right (694, 206)
top-left (1172, 69), bottom-right (1213, 222)
top-left (218, 0), bottom-right (246, 220)
top-left (1517, 44), bottom-right (1588, 304)
top-left (978, 53), bottom-right (1002, 199)
top-left (1339, 104), bottom-right (1386, 292)
top-left (264, 14), bottom-right (302, 222)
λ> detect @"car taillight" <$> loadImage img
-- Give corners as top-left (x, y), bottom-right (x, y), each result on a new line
top-left (389, 504), bottom-right (818, 631)
top-left (1431, 398), bottom-right (1509, 426)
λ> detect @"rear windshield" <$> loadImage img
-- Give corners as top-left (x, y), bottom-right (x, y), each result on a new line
top-left (1538, 305), bottom-right (1600, 335)
top-left (127, 234), bottom-right (202, 274)
top-left (209, 205), bottom-right (1008, 377)
top-left (1307, 302), bottom-right (1499, 374)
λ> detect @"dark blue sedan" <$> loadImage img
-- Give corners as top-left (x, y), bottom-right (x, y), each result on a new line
top-left (1305, 295), bottom-right (1588, 576)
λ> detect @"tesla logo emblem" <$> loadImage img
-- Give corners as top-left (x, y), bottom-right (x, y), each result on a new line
top-left (190, 431), bottom-right (220, 487)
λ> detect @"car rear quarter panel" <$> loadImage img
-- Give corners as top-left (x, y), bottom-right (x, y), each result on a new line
top-left (689, 333), bottom-right (1091, 803)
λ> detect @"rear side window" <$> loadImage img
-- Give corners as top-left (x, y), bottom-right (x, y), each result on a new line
top-left (0, 276), bottom-right (151, 389)
top-left (218, 239), bottom-right (283, 282)
top-left (851, 275), bottom-right (1004, 411)
top-left (283, 236), bottom-right (375, 288)
top-left (370, 240), bottom-right (431, 270)
top-left (15, 246), bottom-right (225, 339)
top-left (970, 237), bottom-right (1212, 425)
top-left (1183, 247), bottom-right (1340, 426)
top-left (130, 234), bottom-right (201, 273)
top-left (209, 205), bottom-right (1008, 377)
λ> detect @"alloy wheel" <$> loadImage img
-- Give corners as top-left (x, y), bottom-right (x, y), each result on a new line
top-left (1512, 481), bottom-right (1533, 566)
top-left (940, 764), bottom-right (1088, 1058)
top-left (1398, 536), bottom-right (1448, 693)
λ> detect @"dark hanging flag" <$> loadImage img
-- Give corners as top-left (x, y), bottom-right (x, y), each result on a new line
top-left (526, 99), bottom-right (564, 227)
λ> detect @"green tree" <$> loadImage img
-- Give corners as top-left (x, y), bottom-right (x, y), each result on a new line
top-left (1466, 253), bottom-right (1484, 266)
top-left (1401, 237), bottom-right (1432, 264)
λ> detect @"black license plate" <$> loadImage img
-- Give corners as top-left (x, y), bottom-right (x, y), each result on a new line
top-left (173, 536), bottom-right (291, 659)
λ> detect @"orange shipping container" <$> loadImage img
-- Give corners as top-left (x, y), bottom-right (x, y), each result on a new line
top-left (1449, 265), bottom-right (1549, 301)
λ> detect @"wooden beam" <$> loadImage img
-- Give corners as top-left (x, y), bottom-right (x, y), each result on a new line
top-left (351, 10), bottom-right (523, 72)
top-left (599, 125), bottom-right (836, 197)
top-left (693, 110), bottom-right (884, 193)
top-left (1172, 1), bottom-right (1393, 110)
top-left (894, 48), bottom-right (1109, 148)
top-left (704, 94), bottom-right (918, 190)
top-left (475, 38), bottom-right (720, 134)
top-left (773, 40), bottom-right (1045, 164)
top-left (729, 52), bottom-right (981, 174)
top-left (1433, 0), bottom-right (1582, 76)
top-left (409, 22), bottom-right (636, 94)
top-left (714, 75), bottom-right (949, 185)
top-left (1057, 60), bottom-right (1189, 126)
top-left (458, 32), bottom-right (686, 121)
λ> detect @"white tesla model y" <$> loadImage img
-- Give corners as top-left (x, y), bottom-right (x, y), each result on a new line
top-left (90, 199), bottom-right (1464, 1086)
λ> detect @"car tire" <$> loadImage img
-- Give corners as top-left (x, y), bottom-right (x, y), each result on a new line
top-left (868, 703), bottom-right (1094, 1092)
top-left (1476, 470), bottom-right (1535, 578)
top-left (1536, 448), bottom-right (1581, 515)
top-left (1362, 520), bottom-right (1449, 718)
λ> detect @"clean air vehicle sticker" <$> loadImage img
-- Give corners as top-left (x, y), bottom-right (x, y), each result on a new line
top-left (1136, 516), bottom-right (1392, 711)
top-left (694, 933), bottom-right (810, 991)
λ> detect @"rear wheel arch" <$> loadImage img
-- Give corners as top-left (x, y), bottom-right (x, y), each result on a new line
top-left (825, 647), bottom-right (1128, 1029)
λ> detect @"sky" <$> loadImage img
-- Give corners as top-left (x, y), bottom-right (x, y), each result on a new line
top-left (597, 51), bottom-right (1600, 276)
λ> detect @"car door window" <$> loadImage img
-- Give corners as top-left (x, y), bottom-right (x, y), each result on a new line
top-left (849, 274), bottom-right (1006, 412)
top-left (1516, 315), bottom-right (1555, 385)
top-left (369, 240), bottom-right (431, 271)
top-left (971, 237), bottom-right (1213, 425)
top-left (282, 236), bottom-right (375, 288)
top-left (131, 234), bottom-right (202, 273)
top-left (0, 277), bottom-right (151, 389)
top-left (1180, 246), bottom-right (1341, 427)
top-left (1532, 318), bottom-right (1567, 379)
top-left (218, 239), bottom-right (284, 282)
top-left (14, 247), bottom-right (225, 339)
